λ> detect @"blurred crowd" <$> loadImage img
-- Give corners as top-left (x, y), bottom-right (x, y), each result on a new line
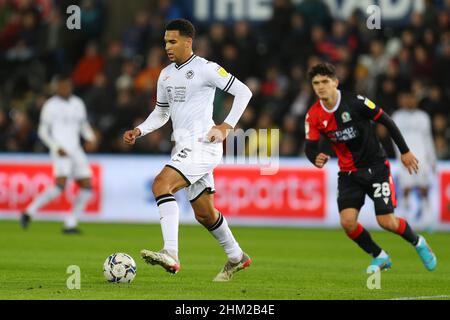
top-left (0, 0), bottom-right (449, 158)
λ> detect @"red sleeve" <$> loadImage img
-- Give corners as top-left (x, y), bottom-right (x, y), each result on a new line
top-left (373, 108), bottom-right (383, 121)
top-left (305, 112), bottom-right (320, 141)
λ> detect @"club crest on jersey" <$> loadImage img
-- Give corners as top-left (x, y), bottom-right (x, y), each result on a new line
top-left (341, 112), bottom-right (352, 123)
top-left (185, 70), bottom-right (194, 79)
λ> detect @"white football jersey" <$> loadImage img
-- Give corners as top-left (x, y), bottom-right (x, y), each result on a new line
top-left (39, 95), bottom-right (94, 153)
top-left (155, 54), bottom-right (236, 144)
top-left (392, 109), bottom-right (436, 166)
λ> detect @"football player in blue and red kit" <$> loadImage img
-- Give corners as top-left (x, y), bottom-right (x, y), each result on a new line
top-left (304, 63), bottom-right (437, 273)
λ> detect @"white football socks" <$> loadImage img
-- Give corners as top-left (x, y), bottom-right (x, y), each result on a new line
top-left (65, 188), bottom-right (92, 229)
top-left (415, 235), bottom-right (424, 248)
top-left (156, 194), bottom-right (179, 260)
top-left (26, 185), bottom-right (62, 216)
top-left (208, 212), bottom-right (243, 263)
top-left (376, 250), bottom-right (389, 259)
top-left (421, 197), bottom-right (433, 229)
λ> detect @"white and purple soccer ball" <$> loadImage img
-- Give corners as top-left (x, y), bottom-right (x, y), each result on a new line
top-left (103, 253), bottom-right (137, 283)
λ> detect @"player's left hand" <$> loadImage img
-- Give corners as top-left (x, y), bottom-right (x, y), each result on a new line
top-left (206, 123), bottom-right (233, 143)
top-left (401, 151), bottom-right (419, 175)
top-left (84, 140), bottom-right (97, 152)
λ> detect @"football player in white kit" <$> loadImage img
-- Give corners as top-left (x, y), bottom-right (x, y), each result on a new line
top-left (392, 91), bottom-right (437, 231)
top-left (20, 75), bottom-right (97, 234)
top-left (123, 19), bottom-right (253, 281)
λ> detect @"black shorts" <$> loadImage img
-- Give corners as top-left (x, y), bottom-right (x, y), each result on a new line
top-left (337, 161), bottom-right (397, 215)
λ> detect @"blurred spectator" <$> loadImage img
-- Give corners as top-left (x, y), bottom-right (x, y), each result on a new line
top-left (281, 12), bottom-right (309, 65)
top-left (421, 85), bottom-right (448, 117)
top-left (296, 0), bottom-right (331, 29)
top-left (156, 0), bottom-right (184, 21)
top-left (433, 114), bottom-right (450, 140)
top-left (122, 11), bottom-right (150, 58)
top-left (115, 59), bottom-right (136, 91)
top-left (72, 41), bottom-right (104, 90)
top-left (412, 45), bottom-right (435, 80)
top-left (41, 10), bottom-right (67, 76)
top-left (80, 0), bottom-right (105, 41)
top-left (435, 136), bottom-right (450, 159)
top-left (231, 21), bottom-right (257, 79)
top-left (208, 22), bottom-right (228, 62)
top-left (134, 47), bottom-right (163, 93)
top-left (267, 0), bottom-right (293, 50)
top-left (83, 72), bottom-right (110, 128)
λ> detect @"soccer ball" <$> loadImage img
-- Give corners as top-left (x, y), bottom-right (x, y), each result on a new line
top-left (103, 253), bottom-right (137, 283)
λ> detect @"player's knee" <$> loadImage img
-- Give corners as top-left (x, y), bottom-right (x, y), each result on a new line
top-left (152, 175), bottom-right (171, 196)
top-left (419, 188), bottom-right (429, 198)
top-left (77, 179), bottom-right (91, 189)
top-left (340, 218), bottom-right (357, 232)
top-left (55, 178), bottom-right (67, 189)
top-left (194, 210), bottom-right (216, 228)
top-left (194, 213), bottom-right (208, 227)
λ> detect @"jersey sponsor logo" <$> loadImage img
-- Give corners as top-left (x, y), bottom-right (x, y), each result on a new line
top-left (185, 70), bottom-right (194, 79)
top-left (173, 86), bottom-right (186, 102)
top-left (216, 66), bottom-right (228, 77)
top-left (341, 112), bottom-right (352, 123)
top-left (327, 126), bottom-right (359, 142)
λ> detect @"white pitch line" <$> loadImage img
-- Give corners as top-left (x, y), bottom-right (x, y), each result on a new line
top-left (387, 295), bottom-right (450, 300)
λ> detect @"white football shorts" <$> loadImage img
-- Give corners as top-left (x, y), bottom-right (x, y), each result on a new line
top-left (398, 164), bottom-right (432, 189)
top-left (51, 149), bottom-right (92, 179)
top-left (166, 142), bottom-right (223, 202)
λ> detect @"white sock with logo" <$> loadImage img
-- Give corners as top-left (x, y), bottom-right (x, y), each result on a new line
top-left (208, 212), bottom-right (243, 263)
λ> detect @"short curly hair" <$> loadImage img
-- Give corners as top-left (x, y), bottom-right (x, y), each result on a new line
top-left (165, 19), bottom-right (195, 38)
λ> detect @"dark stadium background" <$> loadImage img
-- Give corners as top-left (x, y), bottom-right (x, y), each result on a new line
top-left (1, 0), bottom-right (449, 157)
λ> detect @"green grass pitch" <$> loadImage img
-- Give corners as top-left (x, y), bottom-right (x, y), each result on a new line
top-left (0, 220), bottom-right (449, 300)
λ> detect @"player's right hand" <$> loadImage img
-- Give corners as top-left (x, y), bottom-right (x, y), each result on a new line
top-left (401, 151), bottom-right (419, 175)
top-left (123, 128), bottom-right (141, 145)
top-left (57, 148), bottom-right (67, 156)
top-left (315, 153), bottom-right (330, 168)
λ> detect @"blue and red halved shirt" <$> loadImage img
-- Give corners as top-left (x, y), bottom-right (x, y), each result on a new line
top-left (305, 91), bottom-right (386, 172)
